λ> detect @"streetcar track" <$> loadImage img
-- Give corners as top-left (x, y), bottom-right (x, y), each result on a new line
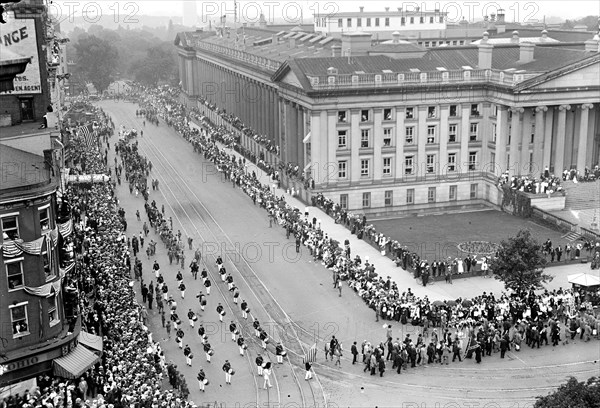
top-left (137, 117), bottom-right (327, 408)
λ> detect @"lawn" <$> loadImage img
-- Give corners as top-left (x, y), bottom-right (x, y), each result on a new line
top-left (370, 210), bottom-right (567, 259)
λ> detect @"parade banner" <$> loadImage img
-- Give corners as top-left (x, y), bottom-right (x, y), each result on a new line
top-left (0, 12), bottom-right (41, 95)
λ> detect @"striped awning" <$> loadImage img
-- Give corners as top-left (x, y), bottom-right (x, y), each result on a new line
top-left (53, 345), bottom-right (100, 379)
top-left (78, 331), bottom-right (103, 352)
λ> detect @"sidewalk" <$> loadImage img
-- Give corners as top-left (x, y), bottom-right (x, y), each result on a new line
top-left (191, 122), bottom-right (595, 301)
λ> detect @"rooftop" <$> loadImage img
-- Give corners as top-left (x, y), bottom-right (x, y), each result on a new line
top-left (0, 144), bottom-right (52, 194)
top-left (0, 121), bottom-right (52, 140)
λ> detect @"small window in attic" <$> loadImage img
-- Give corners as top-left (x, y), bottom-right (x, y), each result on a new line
top-left (382, 69), bottom-right (393, 74)
top-left (409, 68), bottom-right (420, 73)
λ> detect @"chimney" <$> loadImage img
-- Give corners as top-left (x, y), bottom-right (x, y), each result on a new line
top-left (359, 7), bottom-right (364, 12)
top-left (496, 9), bottom-right (506, 33)
top-left (331, 45), bottom-right (341, 57)
top-left (341, 32), bottom-right (372, 57)
top-left (392, 31), bottom-right (401, 44)
top-left (541, 29), bottom-right (548, 41)
top-left (289, 38), bottom-right (296, 48)
top-left (385, 7), bottom-right (389, 12)
top-left (511, 30), bottom-right (519, 43)
top-left (481, 31), bottom-right (490, 43)
top-left (519, 42), bottom-right (535, 63)
top-left (584, 38), bottom-right (599, 52)
top-left (478, 36), bottom-right (493, 69)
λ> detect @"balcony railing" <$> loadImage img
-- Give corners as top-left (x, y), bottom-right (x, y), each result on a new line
top-left (194, 40), bottom-right (281, 72)
top-left (307, 69), bottom-right (539, 90)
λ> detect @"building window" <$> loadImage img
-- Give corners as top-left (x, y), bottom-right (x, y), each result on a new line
top-left (405, 127), bottom-right (414, 144)
top-left (338, 110), bottom-right (347, 122)
top-left (347, 18), bottom-right (352, 27)
top-left (407, 188), bottom-right (414, 204)
top-left (383, 128), bottom-right (392, 146)
top-left (338, 130), bottom-right (347, 148)
top-left (1, 214), bottom-right (19, 241)
top-left (449, 105), bottom-right (457, 117)
top-left (401, 17), bottom-right (406, 25)
top-left (427, 126), bottom-right (436, 144)
top-left (360, 109), bottom-right (370, 122)
top-left (459, 40), bottom-right (464, 45)
top-left (338, 18), bottom-right (343, 28)
top-left (449, 185), bottom-right (457, 201)
top-left (360, 159), bottom-right (370, 177)
top-left (366, 18), bottom-right (371, 27)
top-left (490, 152), bottom-right (496, 170)
top-left (384, 190), bottom-right (393, 207)
top-left (426, 154), bottom-right (435, 173)
top-left (529, 152), bottom-right (534, 173)
top-left (385, 17), bottom-right (390, 26)
top-left (424, 41), bottom-right (430, 47)
top-left (470, 184), bottom-right (478, 199)
top-left (530, 123), bottom-right (535, 143)
top-left (340, 194), bottom-right (348, 210)
top-left (42, 251), bottom-right (55, 281)
top-left (375, 18), bottom-right (380, 26)
top-left (6, 258), bottom-right (24, 290)
top-left (405, 156), bottom-right (414, 175)
top-left (469, 123), bottom-right (478, 141)
top-left (469, 151), bottom-right (477, 170)
top-left (10, 302), bottom-right (29, 338)
top-left (439, 16), bottom-right (444, 23)
top-left (410, 17), bottom-right (414, 24)
top-left (429, 16), bottom-right (434, 23)
top-left (357, 18), bottom-right (362, 27)
top-left (427, 106), bottom-right (436, 118)
top-left (362, 192), bottom-right (371, 208)
top-left (448, 124), bottom-right (457, 142)
top-left (405, 107), bottom-right (414, 119)
top-left (428, 187), bottom-right (436, 203)
top-left (447, 153), bottom-right (456, 172)
top-left (360, 129), bottom-right (370, 147)
top-left (383, 108), bottom-right (392, 121)
top-left (338, 161), bottom-right (347, 179)
top-left (470, 104), bottom-right (480, 116)
top-left (48, 293), bottom-right (60, 326)
top-left (420, 17), bottom-right (424, 24)
top-left (492, 123), bottom-right (497, 143)
top-left (39, 206), bottom-right (50, 231)
top-left (383, 157), bottom-right (392, 176)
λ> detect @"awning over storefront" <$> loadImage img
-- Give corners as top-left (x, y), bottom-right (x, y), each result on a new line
top-left (53, 345), bottom-right (100, 379)
top-left (0, 377), bottom-right (37, 400)
top-left (78, 331), bottom-right (103, 353)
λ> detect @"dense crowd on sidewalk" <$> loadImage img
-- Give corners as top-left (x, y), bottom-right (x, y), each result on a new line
top-left (1, 106), bottom-right (198, 408)
top-left (132, 85), bottom-right (600, 373)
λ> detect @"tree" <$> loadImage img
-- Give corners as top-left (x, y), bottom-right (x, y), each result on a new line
top-left (73, 35), bottom-right (118, 93)
top-left (489, 229), bottom-right (551, 294)
top-left (535, 377), bottom-right (600, 408)
top-left (131, 43), bottom-right (177, 86)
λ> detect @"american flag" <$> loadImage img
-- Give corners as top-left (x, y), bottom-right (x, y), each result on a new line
top-left (305, 343), bottom-right (317, 363)
top-left (76, 123), bottom-right (96, 148)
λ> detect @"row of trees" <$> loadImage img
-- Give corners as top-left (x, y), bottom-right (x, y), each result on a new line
top-left (69, 23), bottom-right (179, 94)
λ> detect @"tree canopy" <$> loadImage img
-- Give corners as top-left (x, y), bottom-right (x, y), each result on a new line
top-left (73, 34), bottom-right (119, 93)
top-left (535, 377), bottom-right (600, 408)
top-left (489, 229), bottom-right (551, 294)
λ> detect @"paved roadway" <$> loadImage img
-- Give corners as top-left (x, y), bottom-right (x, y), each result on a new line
top-left (99, 100), bottom-right (600, 408)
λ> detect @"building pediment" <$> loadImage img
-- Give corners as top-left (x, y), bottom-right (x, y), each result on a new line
top-left (515, 54), bottom-right (600, 92)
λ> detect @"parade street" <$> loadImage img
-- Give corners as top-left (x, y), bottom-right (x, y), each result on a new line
top-left (99, 100), bottom-right (600, 408)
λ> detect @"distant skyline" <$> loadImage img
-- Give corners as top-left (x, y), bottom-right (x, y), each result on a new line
top-left (49, 1), bottom-right (599, 27)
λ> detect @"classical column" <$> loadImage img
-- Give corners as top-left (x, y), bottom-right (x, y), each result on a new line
top-left (554, 104), bottom-right (571, 175)
top-left (417, 106), bottom-right (427, 179)
top-left (394, 106), bottom-right (405, 181)
top-left (508, 107), bottom-right (524, 175)
top-left (495, 105), bottom-right (508, 174)
top-left (576, 104), bottom-right (593, 171)
top-left (533, 106), bottom-right (548, 176)
top-left (373, 108), bottom-right (383, 182)
top-left (438, 105), bottom-right (449, 179)
top-left (297, 105), bottom-right (304, 168)
top-left (520, 108), bottom-right (534, 175)
top-left (459, 104), bottom-right (470, 175)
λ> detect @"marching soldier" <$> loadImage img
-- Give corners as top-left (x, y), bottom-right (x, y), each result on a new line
top-left (275, 342), bottom-right (286, 364)
top-left (175, 328), bottom-right (184, 349)
top-left (237, 336), bottom-right (247, 356)
top-left (197, 368), bottom-right (208, 392)
top-left (204, 278), bottom-right (211, 295)
top-left (196, 291), bottom-right (207, 311)
top-left (253, 320), bottom-right (261, 337)
top-left (198, 324), bottom-right (207, 344)
top-left (187, 309), bottom-right (197, 328)
top-left (255, 354), bottom-right (264, 376)
top-left (204, 342), bottom-right (214, 362)
top-left (230, 321), bottom-right (238, 341)
top-left (223, 360), bottom-right (233, 384)
top-left (216, 303), bottom-right (226, 322)
top-left (183, 344), bottom-right (193, 366)
top-left (241, 300), bottom-right (249, 319)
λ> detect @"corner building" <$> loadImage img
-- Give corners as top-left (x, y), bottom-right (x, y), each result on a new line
top-left (176, 27), bottom-right (600, 214)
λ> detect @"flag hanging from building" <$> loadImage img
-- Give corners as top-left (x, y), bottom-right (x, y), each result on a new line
top-left (76, 123), bottom-right (96, 148)
top-left (305, 343), bottom-right (317, 363)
